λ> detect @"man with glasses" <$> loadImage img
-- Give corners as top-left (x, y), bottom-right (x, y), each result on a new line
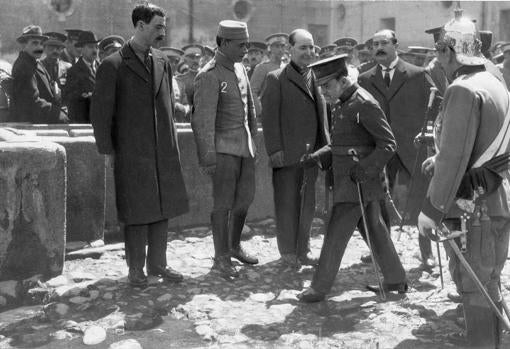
top-left (359, 29), bottom-right (435, 268)
top-left (250, 33), bottom-right (288, 117)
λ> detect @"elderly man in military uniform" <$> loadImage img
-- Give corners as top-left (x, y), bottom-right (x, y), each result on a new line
top-left (10, 26), bottom-right (67, 123)
top-left (176, 43), bottom-right (203, 106)
top-left (297, 55), bottom-right (407, 302)
top-left (191, 20), bottom-right (258, 279)
top-left (418, 12), bottom-right (510, 348)
top-left (247, 41), bottom-right (266, 79)
top-left (250, 33), bottom-right (288, 116)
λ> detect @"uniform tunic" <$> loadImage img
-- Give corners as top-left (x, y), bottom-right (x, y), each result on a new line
top-left (250, 60), bottom-right (281, 116)
top-left (311, 84), bottom-right (406, 294)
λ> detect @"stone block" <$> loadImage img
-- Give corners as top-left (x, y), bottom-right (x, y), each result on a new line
top-left (0, 140), bottom-right (66, 281)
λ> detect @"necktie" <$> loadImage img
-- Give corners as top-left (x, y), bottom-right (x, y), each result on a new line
top-left (302, 68), bottom-right (313, 95)
top-left (383, 68), bottom-right (391, 87)
top-left (144, 52), bottom-right (152, 73)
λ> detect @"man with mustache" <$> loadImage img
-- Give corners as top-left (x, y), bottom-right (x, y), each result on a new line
top-left (246, 41), bottom-right (265, 79)
top-left (250, 33), bottom-right (288, 117)
top-left (261, 29), bottom-right (329, 267)
top-left (10, 25), bottom-right (67, 123)
top-left (64, 30), bottom-right (100, 123)
top-left (191, 20), bottom-right (258, 279)
top-left (358, 29), bottom-right (435, 268)
top-left (90, 3), bottom-right (188, 288)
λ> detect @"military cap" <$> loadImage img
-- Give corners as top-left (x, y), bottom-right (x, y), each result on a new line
top-left (203, 45), bottom-right (215, 57)
top-left (75, 31), bottom-right (100, 47)
top-left (319, 44), bottom-right (337, 58)
top-left (182, 44), bottom-right (203, 57)
top-left (64, 29), bottom-right (83, 41)
top-left (265, 33), bottom-right (288, 46)
top-left (425, 26), bottom-right (442, 43)
top-left (17, 25), bottom-right (48, 44)
top-left (177, 61), bottom-right (189, 74)
top-left (99, 35), bottom-right (125, 52)
top-left (217, 20), bottom-right (249, 40)
top-left (43, 32), bottom-right (66, 47)
top-left (248, 41), bottom-right (266, 52)
top-left (334, 37), bottom-right (358, 49)
top-left (160, 47), bottom-right (184, 58)
top-left (308, 54), bottom-right (349, 85)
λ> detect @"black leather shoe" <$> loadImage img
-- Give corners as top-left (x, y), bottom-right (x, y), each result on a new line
top-left (147, 265), bottom-right (184, 283)
top-left (298, 252), bottom-right (318, 266)
top-left (298, 288), bottom-right (325, 303)
top-left (212, 256), bottom-right (239, 280)
top-left (366, 282), bottom-right (408, 294)
top-left (231, 246), bottom-right (259, 265)
top-left (128, 268), bottom-right (148, 288)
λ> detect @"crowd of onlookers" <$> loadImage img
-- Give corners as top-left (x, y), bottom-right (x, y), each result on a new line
top-left (0, 23), bottom-right (509, 125)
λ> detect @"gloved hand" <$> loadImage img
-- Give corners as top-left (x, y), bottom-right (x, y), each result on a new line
top-left (300, 152), bottom-right (319, 168)
top-left (350, 164), bottom-right (368, 183)
top-left (457, 167), bottom-right (502, 199)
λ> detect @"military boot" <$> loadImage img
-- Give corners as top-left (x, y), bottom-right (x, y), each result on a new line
top-left (211, 211), bottom-right (239, 280)
top-left (230, 211), bottom-right (258, 265)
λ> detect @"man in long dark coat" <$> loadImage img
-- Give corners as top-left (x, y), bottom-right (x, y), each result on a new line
top-left (261, 29), bottom-right (330, 266)
top-left (91, 3), bottom-right (189, 288)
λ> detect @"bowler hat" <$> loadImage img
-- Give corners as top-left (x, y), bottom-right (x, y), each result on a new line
top-left (75, 31), bottom-right (100, 47)
top-left (17, 25), bottom-right (49, 44)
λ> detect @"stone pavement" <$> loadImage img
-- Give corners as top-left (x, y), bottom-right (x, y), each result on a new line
top-left (0, 218), bottom-right (509, 348)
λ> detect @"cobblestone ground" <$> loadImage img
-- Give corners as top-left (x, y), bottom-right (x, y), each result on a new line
top-left (1, 218), bottom-right (509, 348)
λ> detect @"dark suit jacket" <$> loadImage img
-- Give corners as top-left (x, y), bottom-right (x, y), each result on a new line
top-left (10, 51), bottom-right (63, 123)
top-left (64, 57), bottom-right (97, 123)
top-left (359, 59), bottom-right (432, 175)
top-left (90, 43), bottom-right (188, 225)
top-left (261, 63), bottom-right (330, 167)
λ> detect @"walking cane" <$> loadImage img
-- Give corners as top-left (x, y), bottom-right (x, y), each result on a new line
top-left (297, 143), bottom-right (313, 264)
top-left (349, 148), bottom-right (386, 300)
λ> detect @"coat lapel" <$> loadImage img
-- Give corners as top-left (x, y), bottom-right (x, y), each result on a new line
top-left (36, 62), bottom-right (54, 96)
top-left (151, 49), bottom-right (165, 95)
top-left (286, 64), bottom-right (314, 100)
top-left (369, 65), bottom-right (388, 98)
top-left (386, 60), bottom-right (407, 101)
top-left (121, 45), bottom-right (150, 83)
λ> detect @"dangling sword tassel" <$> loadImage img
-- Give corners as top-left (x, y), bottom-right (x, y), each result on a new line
top-left (349, 148), bottom-right (386, 301)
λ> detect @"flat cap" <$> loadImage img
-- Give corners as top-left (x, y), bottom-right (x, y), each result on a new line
top-left (265, 33), bottom-right (288, 46)
top-left (182, 43), bottom-right (203, 57)
top-left (217, 20), bottom-right (249, 40)
top-left (248, 41), bottom-right (266, 52)
top-left (160, 47), bottom-right (184, 58)
top-left (308, 54), bottom-right (348, 85)
top-left (43, 32), bottom-right (66, 47)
